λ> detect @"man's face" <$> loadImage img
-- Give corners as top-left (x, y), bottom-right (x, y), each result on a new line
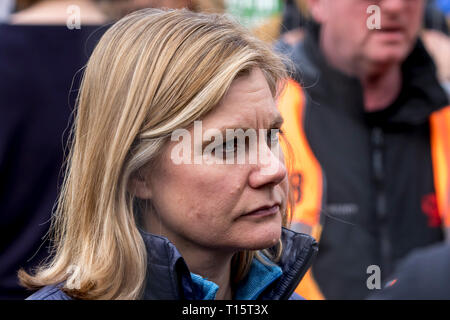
top-left (310, 0), bottom-right (425, 69)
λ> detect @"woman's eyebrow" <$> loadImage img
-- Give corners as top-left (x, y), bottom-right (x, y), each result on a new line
top-left (206, 115), bottom-right (285, 137)
top-left (200, 116), bottom-right (283, 144)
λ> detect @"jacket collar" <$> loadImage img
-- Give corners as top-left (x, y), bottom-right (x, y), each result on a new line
top-left (139, 227), bottom-right (318, 300)
top-left (190, 257), bottom-right (283, 300)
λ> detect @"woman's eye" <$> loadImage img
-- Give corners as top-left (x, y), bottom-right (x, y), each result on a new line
top-left (268, 129), bottom-right (280, 146)
top-left (224, 138), bottom-right (238, 153)
top-left (213, 139), bottom-right (237, 156)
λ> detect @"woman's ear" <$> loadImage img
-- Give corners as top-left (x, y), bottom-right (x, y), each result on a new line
top-left (128, 170), bottom-right (153, 200)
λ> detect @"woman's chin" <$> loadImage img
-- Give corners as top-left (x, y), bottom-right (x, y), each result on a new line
top-left (237, 227), bottom-right (282, 250)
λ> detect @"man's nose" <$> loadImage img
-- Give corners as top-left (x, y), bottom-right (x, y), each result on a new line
top-left (381, 0), bottom-right (407, 16)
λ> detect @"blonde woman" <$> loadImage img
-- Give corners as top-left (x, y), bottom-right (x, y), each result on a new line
top-left (20, 8), bottom-right (318, 300)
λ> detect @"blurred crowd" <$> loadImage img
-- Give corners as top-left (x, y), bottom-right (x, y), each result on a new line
top-left (1, 0), bottom-right (449, 300)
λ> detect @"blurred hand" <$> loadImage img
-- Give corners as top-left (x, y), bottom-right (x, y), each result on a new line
top-left (422, 30), bottom-right (450, 83)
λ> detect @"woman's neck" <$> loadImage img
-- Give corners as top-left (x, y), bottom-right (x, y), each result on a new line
top-left (144, 212), bottom-right (235, 300)
top-left (182, 247), bottom-right (234, 300)
top-left (10, 0), bottom-right (108, 25)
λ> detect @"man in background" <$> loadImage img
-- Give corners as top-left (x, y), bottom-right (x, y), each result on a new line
top-left (0, 0), bottom-right (14, 21)
top-left (277, 0), bottom-right (450, 299)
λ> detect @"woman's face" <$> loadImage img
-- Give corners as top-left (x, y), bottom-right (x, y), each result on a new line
top-left (137, 68), bottom-right (288, 253)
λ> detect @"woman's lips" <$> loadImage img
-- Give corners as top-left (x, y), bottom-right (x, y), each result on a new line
top-left (241, 204), bottom-right (280, 218)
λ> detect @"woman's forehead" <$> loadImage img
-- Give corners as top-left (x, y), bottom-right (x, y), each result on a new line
top-left (202, 69), bottom-right (282, 130)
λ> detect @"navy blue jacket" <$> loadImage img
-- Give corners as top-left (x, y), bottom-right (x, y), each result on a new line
top-left (26, 228), bottom-right (318, 300)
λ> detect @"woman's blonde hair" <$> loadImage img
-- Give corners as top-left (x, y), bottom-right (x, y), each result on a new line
top-left (19, 8), bottom-right (293, 300)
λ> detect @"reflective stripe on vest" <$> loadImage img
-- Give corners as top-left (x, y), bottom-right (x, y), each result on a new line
top-left (430, 105), bottom-right (450, 229)
top-left (277, 78), bottom-right (325, 300)
top-left (277, 79), bottom-right (324, 228)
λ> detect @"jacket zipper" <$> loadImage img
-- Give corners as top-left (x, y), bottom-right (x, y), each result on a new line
top-left (371, 127), bottom-right (392, 279)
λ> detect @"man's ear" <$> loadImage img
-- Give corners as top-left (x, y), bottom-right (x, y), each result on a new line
top-left (307, 0), bottom-right (327, 24)
top-left (128, 171), bottom-right (153, 200)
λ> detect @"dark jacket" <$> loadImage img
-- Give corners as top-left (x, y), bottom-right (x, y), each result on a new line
top-left (0, 24), bottom-right (107, 300)
top-left (26, 228), bottom-right (318, 300)
top-left (277, 24), bottom-right (449, 299)
top-left (369, 242), bottom-right (450, 299)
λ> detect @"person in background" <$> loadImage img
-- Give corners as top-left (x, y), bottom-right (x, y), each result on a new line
top-left (0, 0), bottom-right (110, 301)
top-left (0, 0), bottom-right (191, 300)
top-left (276, 0), bottom-right (450, 299)
top-left (96, 0), bottom-right (193, 20)
top-left (422, 28), bottom-right (450, 92)
top-left (0, 0), bottom-right (14, 22)
top-left (425, 0), bottom-right (449, 34)
top-left (278, 0), bottom-right (310, 47)
top-left (277, 0), bottom-right (450, 83)
top-left (421, 0), bottom-right (450, 92)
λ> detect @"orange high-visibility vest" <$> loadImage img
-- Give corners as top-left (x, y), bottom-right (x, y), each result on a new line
top-left (430, 106), bottom-right (450, 230)
top-left (277, 79), bottom-right (325, 300)
top-left (277, 78), bottom-right (450, 300)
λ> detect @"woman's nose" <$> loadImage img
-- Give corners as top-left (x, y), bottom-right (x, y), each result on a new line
top-left (248, 141), bottom-right (287, 189)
